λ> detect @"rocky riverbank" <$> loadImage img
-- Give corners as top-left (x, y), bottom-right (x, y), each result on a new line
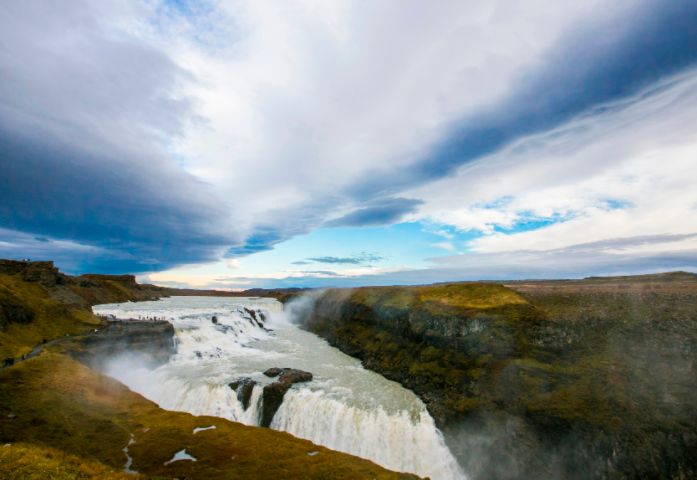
top-left (296, 276), bottom-right (697, 480)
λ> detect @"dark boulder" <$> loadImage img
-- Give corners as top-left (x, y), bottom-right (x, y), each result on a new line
top-left (279, 368), bottom-right (313, 384)
top-left (212, 316), bottom-right (218, 324)
top-left (260, 367), bottom-right (313, 427)
top-left (229, 377), bottom-right (258, 411)
top-left (263, 367), bottom-right (283, 377)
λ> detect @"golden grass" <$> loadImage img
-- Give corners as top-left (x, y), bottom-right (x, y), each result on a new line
top-left (352, 283), bottom-right (528, 316)
top-left (0, 442), bottom-right (139, 480)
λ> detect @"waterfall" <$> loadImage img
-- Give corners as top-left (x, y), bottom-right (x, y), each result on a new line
top-left (94, 296), bottom-right (467, 480)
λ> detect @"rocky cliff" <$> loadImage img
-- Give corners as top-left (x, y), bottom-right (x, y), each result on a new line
top-left (300, 279), bottom-right (697, 480)
top-left (0, 259), bottom-right (236, 359)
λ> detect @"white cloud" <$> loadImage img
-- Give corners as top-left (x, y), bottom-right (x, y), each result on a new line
top-left (432, 242), bottom-right (456, 251)
top-left (409, 70), bottom-right (697, 256)
top-left (151, 0), bottom-right (616, 231)
top-left (226, 259), bottom-right (242, 269)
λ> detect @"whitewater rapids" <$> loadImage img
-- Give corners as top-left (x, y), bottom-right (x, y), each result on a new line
top-left (94, 296), bottom-right (466, 480)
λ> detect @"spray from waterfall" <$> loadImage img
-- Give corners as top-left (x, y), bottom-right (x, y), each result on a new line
top-left (94, 296), bottom-right (467, 480)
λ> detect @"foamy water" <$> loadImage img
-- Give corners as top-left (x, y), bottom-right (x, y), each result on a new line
top-left (94, 296), bottom-right (466, 480)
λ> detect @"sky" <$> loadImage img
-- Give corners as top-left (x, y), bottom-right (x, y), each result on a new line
top-left (1, 0), bottom-right (697, 290)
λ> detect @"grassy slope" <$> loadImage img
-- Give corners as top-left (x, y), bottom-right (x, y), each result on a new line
top-left (0, 443), bottom-right (138, 480)
top-left (0, 274), bottom-right (101, 359)
top-left (0, 349), bottom-right (420, 480)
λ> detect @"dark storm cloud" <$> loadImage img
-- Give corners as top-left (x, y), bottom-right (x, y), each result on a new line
top-left (0, 0), bottom-right (237, 274)
top-left (345, 0), bottom-right (697, 200)
top-left (0, 133), bottom-right (233, 274)
top-left (323, 198), bottom-right (424, 228)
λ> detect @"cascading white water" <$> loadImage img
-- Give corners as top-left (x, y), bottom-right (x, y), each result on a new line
top-left (94, 296), bottom-right (466, 480)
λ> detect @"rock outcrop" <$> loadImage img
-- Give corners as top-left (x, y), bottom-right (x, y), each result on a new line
top-left (261, 368), bottom-right (313, 427)
top-left (229, 377), bottom-right (258, 410)
top-left (60, 320), bottom-right (175, 371)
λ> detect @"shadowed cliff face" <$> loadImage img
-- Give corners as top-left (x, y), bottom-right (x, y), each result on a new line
top-left (0, 259), bottom-right (241, 359)
top-left (59, 321), bottom-right (175, 372)
top-left (301, 281), bottom-right (697, 480)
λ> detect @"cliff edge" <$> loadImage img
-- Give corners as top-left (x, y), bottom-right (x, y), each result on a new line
top-left (300, 279), bottom-right (697, 480)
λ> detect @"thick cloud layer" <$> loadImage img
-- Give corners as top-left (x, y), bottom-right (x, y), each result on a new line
top-left (0, 0), bottom-right (236, 272)
top-left (1, 0), bottom-right (696, 280)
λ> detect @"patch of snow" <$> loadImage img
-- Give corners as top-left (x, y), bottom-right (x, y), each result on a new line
top-left (164, 449), bottom-right (197, 465)
top-left (308, 451), bottom-right (319, 456)
top-left (193, 425), bottom-right (216, 434)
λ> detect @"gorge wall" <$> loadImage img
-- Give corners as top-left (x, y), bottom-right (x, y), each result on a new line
top-left (298, 279), bottom-right (697, 480)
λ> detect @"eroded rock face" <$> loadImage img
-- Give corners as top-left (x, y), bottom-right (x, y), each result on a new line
top-left (63, 321), bottom-right (175, 372)
top-left (260, 368), bottom-right (313, 427)
top-left (229, 377), bottom-right (257, 410)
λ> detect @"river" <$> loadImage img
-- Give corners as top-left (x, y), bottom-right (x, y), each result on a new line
top-left (93, 296), bottom-right (466, 480)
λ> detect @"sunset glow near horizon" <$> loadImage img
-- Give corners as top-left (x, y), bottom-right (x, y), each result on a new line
top-left (2, 0), bottom-right (697, 289)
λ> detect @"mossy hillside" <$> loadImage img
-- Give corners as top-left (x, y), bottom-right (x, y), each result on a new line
top-left (0, 442), bottom-right (139, 480)
top-left (0, 350), bottom-right (421, 480)
top-left (0, 274), bottom-right (102, 359)
top-left (307, 284), bottom-right (545, 422)
top-left (305, 282), bottom-right (697, 479)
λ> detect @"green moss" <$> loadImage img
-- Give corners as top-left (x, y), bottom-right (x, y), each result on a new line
top-left (0, 275), bottom-right (102, 359)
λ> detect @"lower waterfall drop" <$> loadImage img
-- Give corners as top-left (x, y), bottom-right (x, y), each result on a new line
top-left (94, 296), bottom-right (467, 480)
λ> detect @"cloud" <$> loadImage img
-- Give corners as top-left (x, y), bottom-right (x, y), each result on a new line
top-left (405, 67), bottom-right (697, 262)
top-left (343, 0), bottom-right (697, 200)
top-left (291, 261), bottom-right (312, 265)
top-left (306, 252), bottom-right (384, 265)
top-left (323, 198), bottom-right (424, 228)
top-left (3, 0), bottom-right (697, 277)
top-left (432, 242), bottom-right (455, 251)
top-left (226, 259), bottom-right (242, 269)
top-left (307, 257), bottom-right (361, 265)
top-left (302, 270), bottom-right (343, 277)
top-left (0, 0), bottom-right (237, 273)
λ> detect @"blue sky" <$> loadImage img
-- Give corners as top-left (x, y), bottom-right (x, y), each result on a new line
top-left (1, 0), bottom-right (697, 289)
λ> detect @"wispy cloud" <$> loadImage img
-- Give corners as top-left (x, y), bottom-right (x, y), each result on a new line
top-left (306, 252), bottom-right (384, 265)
